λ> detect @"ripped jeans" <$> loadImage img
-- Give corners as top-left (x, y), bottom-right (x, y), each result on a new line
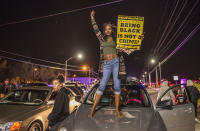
top-left (96, 58), bottom-right (121, 95)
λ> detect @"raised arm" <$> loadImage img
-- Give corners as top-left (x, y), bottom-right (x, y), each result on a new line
top-left (90, 10), bottom-right (104, 43)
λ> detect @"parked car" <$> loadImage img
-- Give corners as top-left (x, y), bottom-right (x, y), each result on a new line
top-left (58, 81), bottom-right (195, 131)
top-left (26, 82), bottom-right (48, 87)
top-left (0, 85), bottom-right (82, 131)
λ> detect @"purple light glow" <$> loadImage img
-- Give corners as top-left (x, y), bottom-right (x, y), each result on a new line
top-left (181, 79), bottom-right (186, 85)
top-left (67, 77), bottom-right (97, 85)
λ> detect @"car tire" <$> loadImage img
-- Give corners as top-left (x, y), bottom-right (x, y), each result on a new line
top-left (28, 121), bottom-right (43, 131)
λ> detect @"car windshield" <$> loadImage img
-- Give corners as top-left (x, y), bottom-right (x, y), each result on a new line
top-left (85, 84), bottom-right (150, 107)
top-left (0, 89), bottom-right (49, 105)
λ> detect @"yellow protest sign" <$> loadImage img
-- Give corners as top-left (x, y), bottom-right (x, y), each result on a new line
top-left (117, 15), bottom-right (144, 50)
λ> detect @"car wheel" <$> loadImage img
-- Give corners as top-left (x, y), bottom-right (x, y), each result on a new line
top-left (28, 121), bottom-right (42, 131)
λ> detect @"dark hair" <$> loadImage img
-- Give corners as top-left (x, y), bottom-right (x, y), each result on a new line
top-left (54, 74), bottom-right (65, 84)
top-left (5, 78), bottom-right (9, 81)
top-left (103, 22), bottom-right (117, 41)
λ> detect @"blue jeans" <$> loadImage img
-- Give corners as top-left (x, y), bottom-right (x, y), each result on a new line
top-left (96, 58), bottom-right (121, 95)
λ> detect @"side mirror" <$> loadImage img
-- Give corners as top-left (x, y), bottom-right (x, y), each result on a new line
top-left (156, 99), bottom-right (173, 110)
top-left (47, 100), bottom-right (55, 105)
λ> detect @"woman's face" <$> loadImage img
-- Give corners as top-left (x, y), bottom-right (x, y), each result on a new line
top-left (104, 25), bottom-right (112, 36)
top-left (52, 79), bottom-right (61, 91)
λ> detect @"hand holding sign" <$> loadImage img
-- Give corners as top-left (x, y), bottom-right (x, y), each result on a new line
top-left (117, 15), bottom-right (144, 50)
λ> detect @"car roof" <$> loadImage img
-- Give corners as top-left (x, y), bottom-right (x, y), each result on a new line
top-left (93, 81), bottom-right (145, 89)
top-left (16, 86), bottom-right (52, 91)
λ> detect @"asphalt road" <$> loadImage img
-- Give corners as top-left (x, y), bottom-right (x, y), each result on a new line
top-left (146, 88), bottom-right (200, 131)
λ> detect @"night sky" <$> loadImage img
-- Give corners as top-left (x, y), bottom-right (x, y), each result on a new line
top-left (0, 0), bottom-right (199, 80)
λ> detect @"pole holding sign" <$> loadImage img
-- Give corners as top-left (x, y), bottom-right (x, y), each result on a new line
top-left (117, 15), bottom-right (144, 50)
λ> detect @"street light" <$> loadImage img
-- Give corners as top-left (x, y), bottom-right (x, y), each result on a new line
top-left (33, 67), bottom-right (38, 81)
top-left (65, 53), bottom-right (83, 82)
top-left (142, 75), bottom-right (145, 78)
top-left (77, 53), bottom-right (83, 59)
top-left (149, 58), bottom-right (156, 87)
top-left (34, 67), bottom-right (38, 71)
top-left (149, 58), bottom-right (161, 88)
top-left (151, 59), bottom-right (156, 64)
top-left (82, 65), bottom-right (91, 86)
top-left (82, 65), bottom-right (88, 70)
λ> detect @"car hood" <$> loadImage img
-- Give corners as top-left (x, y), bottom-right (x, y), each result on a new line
top-left (61, 104), bottom-right (164, 131)
top-left (0, 104), bottom-right (42, 123)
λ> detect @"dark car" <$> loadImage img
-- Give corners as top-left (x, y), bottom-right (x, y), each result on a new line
top-left (26, 82), bottom-right (48, 87)
top-left (0, 85), bottom-right (82, 131)
top-left (58, 81), bottom-right (195, 131)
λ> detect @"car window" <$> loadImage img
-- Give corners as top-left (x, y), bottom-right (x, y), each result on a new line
top-left (160, 85), bottom-right (190, 106)
top-left (86, 84), bottom-right (150, 107)
top-left (0, 90), bottom-right (49, 105)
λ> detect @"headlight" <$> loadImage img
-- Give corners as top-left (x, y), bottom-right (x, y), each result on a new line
top-left (0, 121), bottom-right (22, 131)
top-left (59, 127), bottom-right (67, 131)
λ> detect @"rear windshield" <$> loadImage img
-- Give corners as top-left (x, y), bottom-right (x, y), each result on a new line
top-left (85, 84), bottom-right (150, 107)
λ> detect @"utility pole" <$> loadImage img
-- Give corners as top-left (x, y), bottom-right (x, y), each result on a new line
top-left (89, 67), bottom-right (90, 86)
top-left (156, 67), bottom-right (158, 88)
top-left (149, 73), bottom-right (151, 87)
top-left (65, 60), bottom-right (68, 82)
top-left (159, 62), bottom-right (162, 85)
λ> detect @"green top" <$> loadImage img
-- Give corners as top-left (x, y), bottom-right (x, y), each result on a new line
top-left (102, 40), bottom-right (117, 55)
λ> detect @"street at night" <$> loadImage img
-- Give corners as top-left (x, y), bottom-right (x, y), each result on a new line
top-left (0, 0), bottom-right (200, 131)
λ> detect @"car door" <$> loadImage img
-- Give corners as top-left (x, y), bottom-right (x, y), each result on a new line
top-left (155, 85), bottom-right (195, 131)
top-left (65, 87), bottom-right (81, 114)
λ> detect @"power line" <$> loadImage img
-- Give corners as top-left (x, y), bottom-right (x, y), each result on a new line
top-left (0, 49), bottom-right (79, 68)
top-left (156, 0), bottom-right (188, 55)
top-left (160, 23), bottom-right (200, 65)
top-left (152, 0), bottom-right (169, 56)
top-left (150, 23), bottom-right (200, 74)
top-left (0, 55), bottom-right (65, 70)
top-left (0, 0), bottom-right (124, 28)
top-left (0, 49), bottom-right (64, 66)
top-left (0, 55), bottom-right (96, 72)
top-left (158, 0), bottom-right (199, 59)
top-left (153, 0), bottom-right (179, 56)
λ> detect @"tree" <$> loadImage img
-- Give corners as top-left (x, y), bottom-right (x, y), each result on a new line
top-left (37, 66), bottom-right (63, 82)
top-left (0, 59), bottom-right (11, 81)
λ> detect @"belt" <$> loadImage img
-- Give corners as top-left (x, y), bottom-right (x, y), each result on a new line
top-left (104, 54), bottom-right (118, 60)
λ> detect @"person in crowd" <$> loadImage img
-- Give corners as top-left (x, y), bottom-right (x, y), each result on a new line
top-left (157, 79), bottom-right (175, 101)
top-left (10, 78), bottom-right (18, 89)
top-left (47, 75), bottom-right (71, 131)
top-left (0, 82), bottom-right (5, 98)
top-left (186, 79), bottom-right (200, 123)
top-left (3, 79), bottom-right (14, 94)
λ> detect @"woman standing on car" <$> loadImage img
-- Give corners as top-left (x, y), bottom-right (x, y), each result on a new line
top-left (88, 10), bottom-right (143, 118)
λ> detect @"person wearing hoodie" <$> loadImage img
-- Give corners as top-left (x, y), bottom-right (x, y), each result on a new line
top-left (186, 79), bottom-right (200, 123)
top-left (157, 80), bottom-right (175, 101)
top-left (48, 75), bottom-right (70, 131)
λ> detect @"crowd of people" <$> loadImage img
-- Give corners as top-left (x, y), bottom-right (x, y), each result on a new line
top-left (157, 79), bottom-right (200, 123)
top-left (0, 78), bottom-right (21, 98)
